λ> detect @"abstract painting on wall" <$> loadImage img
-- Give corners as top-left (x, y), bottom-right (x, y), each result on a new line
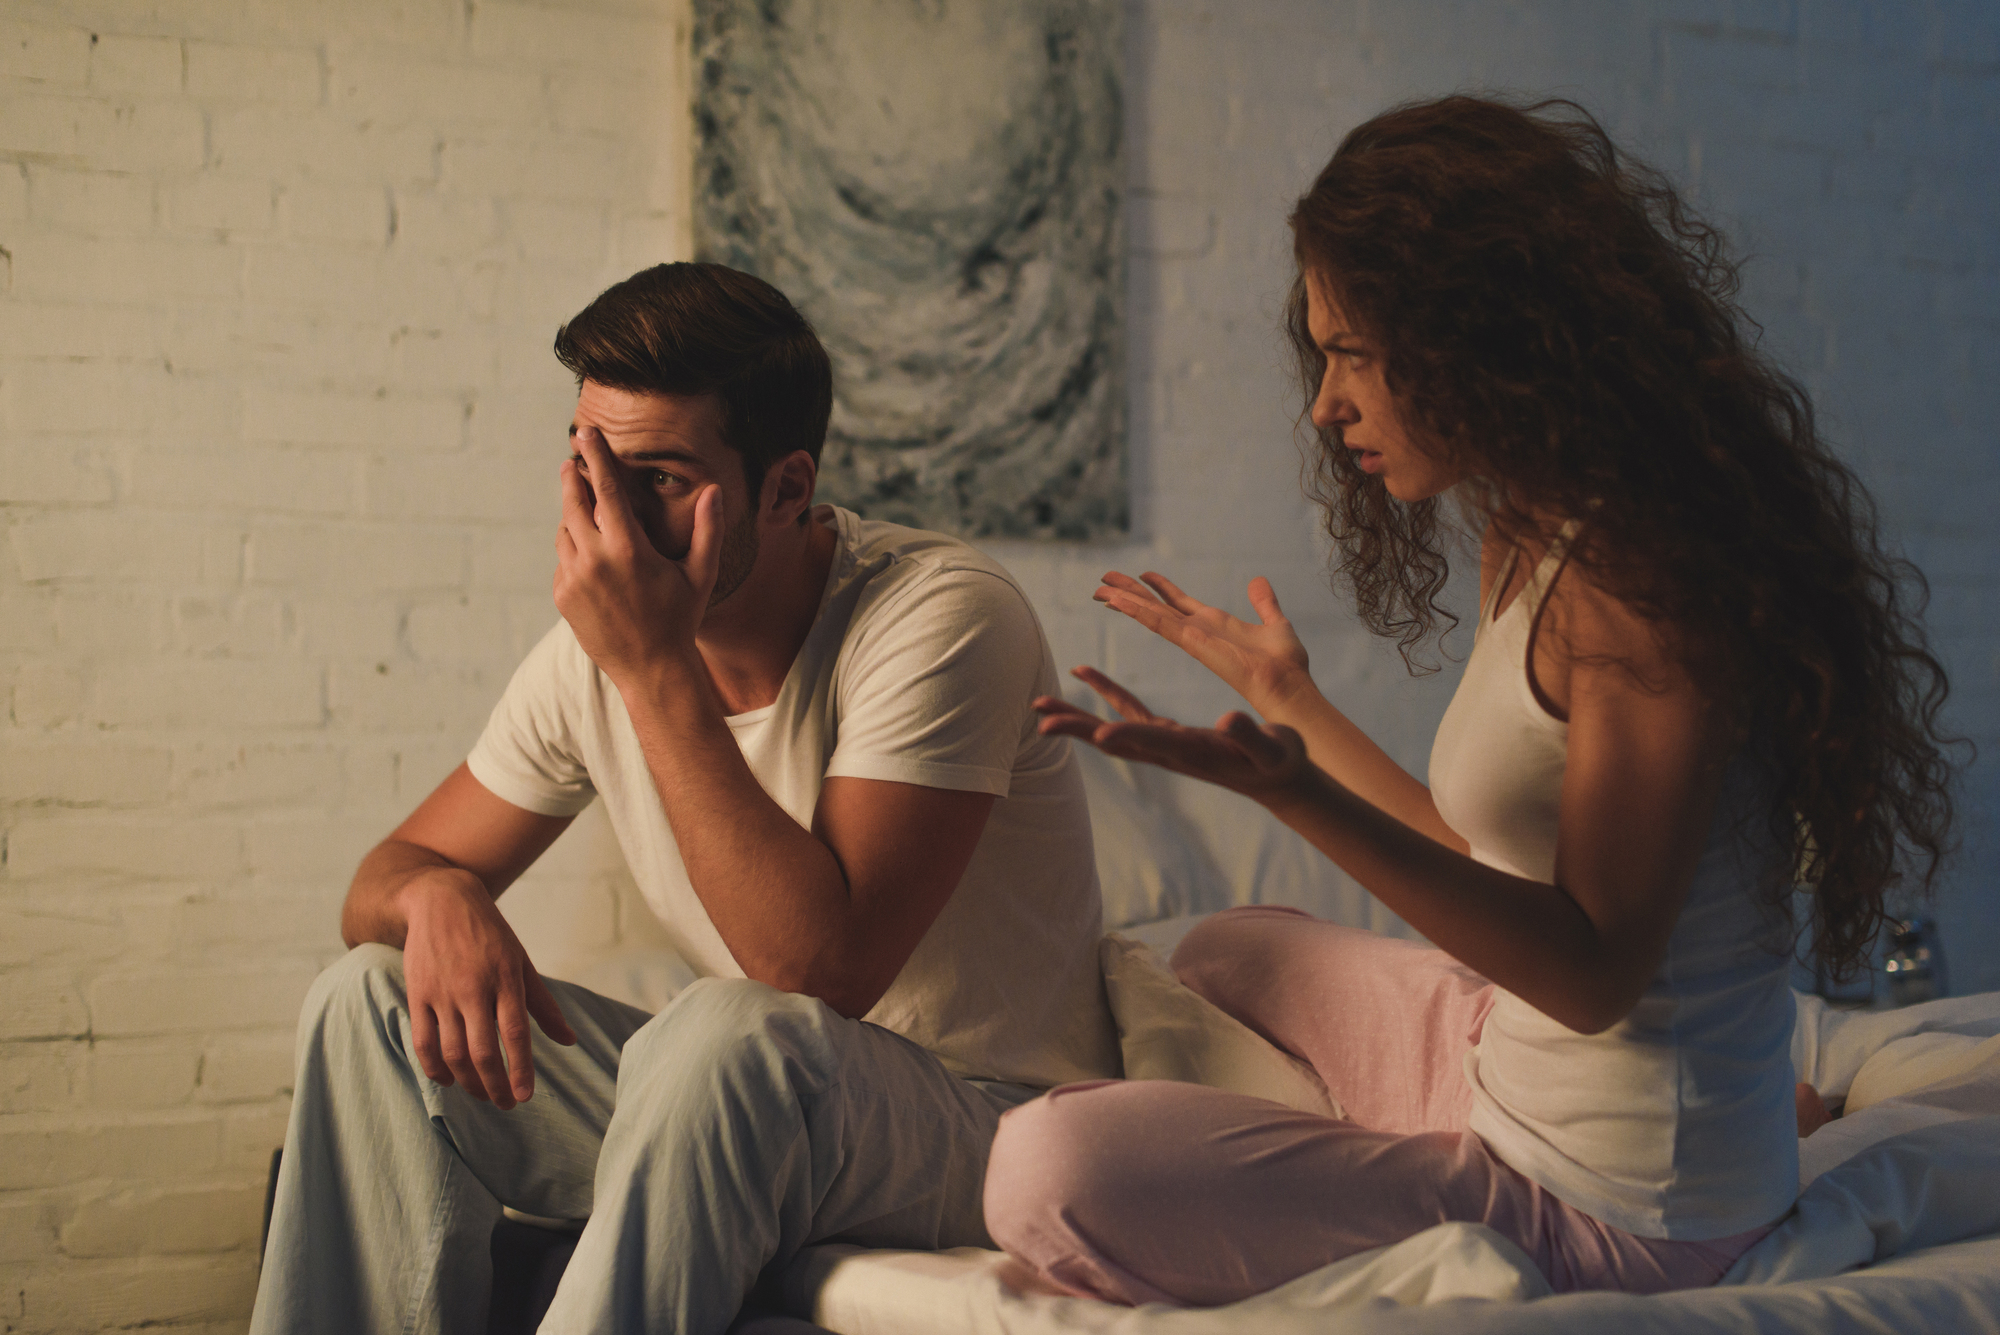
top-left (693, 0), bottom-right (1126, 540)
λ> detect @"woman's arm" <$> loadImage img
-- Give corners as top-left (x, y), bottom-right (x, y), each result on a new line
top-left (1046, 567), bottom-right (1731, 1035)
top-left (1088, 572), bottom-right (1467, 851)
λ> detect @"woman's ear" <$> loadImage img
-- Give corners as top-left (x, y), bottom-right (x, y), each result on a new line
top-left (761, 449), bottom-right (820, 526)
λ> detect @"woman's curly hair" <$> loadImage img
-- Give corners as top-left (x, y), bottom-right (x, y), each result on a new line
top-left (1286, 94), bottom-right (1960, 980)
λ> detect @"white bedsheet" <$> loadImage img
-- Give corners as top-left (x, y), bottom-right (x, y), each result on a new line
top-left (778, 988), bottom-right (2000, 1335)
top-left (784, 1231), bottom-right (2000, 1335)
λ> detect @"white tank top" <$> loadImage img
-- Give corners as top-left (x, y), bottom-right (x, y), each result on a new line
top-left (1428, 539), bottom-right (1799, 1240)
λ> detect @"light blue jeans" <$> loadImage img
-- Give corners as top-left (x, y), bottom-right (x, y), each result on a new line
top-left (249, 945), bottom-right (1035, 1335)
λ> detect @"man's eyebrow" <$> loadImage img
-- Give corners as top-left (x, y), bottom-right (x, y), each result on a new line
top-left (567, 446), bottom-right (707, 470)
top-left (565, 427), bottom-right (705, 468)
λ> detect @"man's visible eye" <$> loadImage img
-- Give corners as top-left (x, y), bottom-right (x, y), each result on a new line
top-left (648, 469), bottom-right (680, 488)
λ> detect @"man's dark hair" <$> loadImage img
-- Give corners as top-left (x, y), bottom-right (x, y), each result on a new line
top-left (553, 262), bottom-right (834, 500)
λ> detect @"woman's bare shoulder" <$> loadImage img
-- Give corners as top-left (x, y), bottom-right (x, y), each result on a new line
top-left (1540, 550), bottom-right (1705, 713)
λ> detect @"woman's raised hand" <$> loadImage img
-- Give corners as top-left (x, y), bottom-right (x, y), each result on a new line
top-left (1095, 572), bottom-right (1314, 713)
top-left (1034, 666), bottom-right (1311, 803)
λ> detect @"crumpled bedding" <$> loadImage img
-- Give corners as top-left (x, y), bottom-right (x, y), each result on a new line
top-left (784, 1230), bottom-right (2000, 1335)
top-left (777, 988), bottom-right (2000, 1335)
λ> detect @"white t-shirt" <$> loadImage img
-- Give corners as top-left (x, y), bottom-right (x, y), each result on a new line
top-left (468, 505), bottom-right (1119, 1088)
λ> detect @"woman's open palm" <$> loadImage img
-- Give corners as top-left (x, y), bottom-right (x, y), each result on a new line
top-left (1035, 666), bottom-right (1311, 802)
top-left (1095, 572), bottom-right (1312, 711)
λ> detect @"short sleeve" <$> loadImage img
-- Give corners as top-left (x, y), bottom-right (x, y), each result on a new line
top-left (825, 567), bottom-right (1049, 798)
top-left (465, 621), bottom-right (599, 817)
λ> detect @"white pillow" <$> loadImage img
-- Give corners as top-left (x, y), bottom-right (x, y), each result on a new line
top-left (1074, 743), bottom-right (1225, 928)
top-left (1791, 987), bottom-right (2000, 1102)
top-left (1100, 932), bottom-right (1342, 1118)
top-left (1847, 1030), bottom-right (2000, 1114)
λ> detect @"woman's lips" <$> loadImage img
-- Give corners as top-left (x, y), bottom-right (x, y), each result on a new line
top-left (1350, 447), bottom-right (1383, 474)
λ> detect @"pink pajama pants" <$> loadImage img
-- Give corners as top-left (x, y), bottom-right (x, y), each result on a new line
top-left (984, 906), bottom-right (1772, 1306)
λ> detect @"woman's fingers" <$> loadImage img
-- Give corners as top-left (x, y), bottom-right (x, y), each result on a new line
top-left (1096, 570), bottom-right (1162, 604)
top-left (1032, 696), bottom-right (1102, 739)
top-left (1090, 720), bottom-right (1245, 776)
top-left (1246, 576), bottom-right (1288, 625)
top-left (1096, 572), bottom-right (1189, 639)
top-left (1033, 694), bottom-right (1112, 741)
top-left (1037, 664), bottom-right (1299, 796)
top-left (1219, 711), bottom-right (1291, 768)
top-left (1100, 594), bottom-right (1171, 638)
top-left (1085, 720), bottom-right (1193, 761)
top-left (1140, 571), bottom-right (1207, 616)
top-left (1042, 704), bottom-right (1300, 799)
top-left (1037, 712), bottom-right (1107, 741)
top-left (1071, 666), bottom-right (1163, 723)
top-left (1096, 586), bottom-right (1174, 635)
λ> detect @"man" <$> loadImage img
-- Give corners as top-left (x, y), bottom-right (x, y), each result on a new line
top-left (251, 263), bottom-right (1116, 1335)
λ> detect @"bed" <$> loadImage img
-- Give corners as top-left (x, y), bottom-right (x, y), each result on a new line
top-left (549, 745), bottom-right (2000, 1335)
top-left (760, 953), bottom-right (2000, 1335)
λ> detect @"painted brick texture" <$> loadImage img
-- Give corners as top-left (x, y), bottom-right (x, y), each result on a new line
top-left (0, 0), bottom-right (689, 1326)
top-left (2, 0), bottom-right (1995, 1331)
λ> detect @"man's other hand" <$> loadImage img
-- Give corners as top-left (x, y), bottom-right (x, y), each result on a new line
top-left (399, 867), bottom-right (577, 1110)
top-left (555, 425), bottom-right (722, 684)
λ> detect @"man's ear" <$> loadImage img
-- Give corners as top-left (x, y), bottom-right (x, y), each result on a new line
top-left (759, 450), bottom-right (819, 527)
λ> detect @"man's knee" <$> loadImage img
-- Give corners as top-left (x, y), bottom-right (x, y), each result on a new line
top-left (297, 942), bottom-right (407, 1047)
top-left (617, 977), bottom-right (843, 1097)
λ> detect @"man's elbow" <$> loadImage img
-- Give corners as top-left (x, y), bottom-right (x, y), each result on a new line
top-left (796, 972), bottom-right (890, 1020)
top-left (751, 954), bottom-right (891, 1021)
top-left (338, 902), bottom-right (363, 951)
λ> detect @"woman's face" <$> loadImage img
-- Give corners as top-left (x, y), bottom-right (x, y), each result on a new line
top-left (1305, 272), bottom-right (1459, 502)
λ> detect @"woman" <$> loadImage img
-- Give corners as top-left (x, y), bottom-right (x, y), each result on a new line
top-left (982, 96), bottom-right (1958, 1302)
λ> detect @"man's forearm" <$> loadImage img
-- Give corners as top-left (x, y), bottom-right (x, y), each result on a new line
top-left (616, 656), bottom-right (869, 1005)
top-left (342, 840), bottom-right (477, 950)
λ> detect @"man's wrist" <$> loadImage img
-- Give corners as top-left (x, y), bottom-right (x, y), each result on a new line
top-left (613, 645), bottom-right (718, 725)
top-left (390, 862), bottom-right (482, 922)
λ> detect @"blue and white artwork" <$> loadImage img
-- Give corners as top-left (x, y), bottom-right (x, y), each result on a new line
top-left (693, 0), bottom-right (1126, 540)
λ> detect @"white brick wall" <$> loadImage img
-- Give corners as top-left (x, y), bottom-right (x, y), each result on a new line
top-left (2, 0), bottom-right (1994, 1330)
top-left (0, 0), bottom-right (691, 1326)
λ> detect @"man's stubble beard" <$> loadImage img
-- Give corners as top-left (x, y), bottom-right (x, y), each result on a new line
top-left (705, 500), bottom-right (761, 609)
